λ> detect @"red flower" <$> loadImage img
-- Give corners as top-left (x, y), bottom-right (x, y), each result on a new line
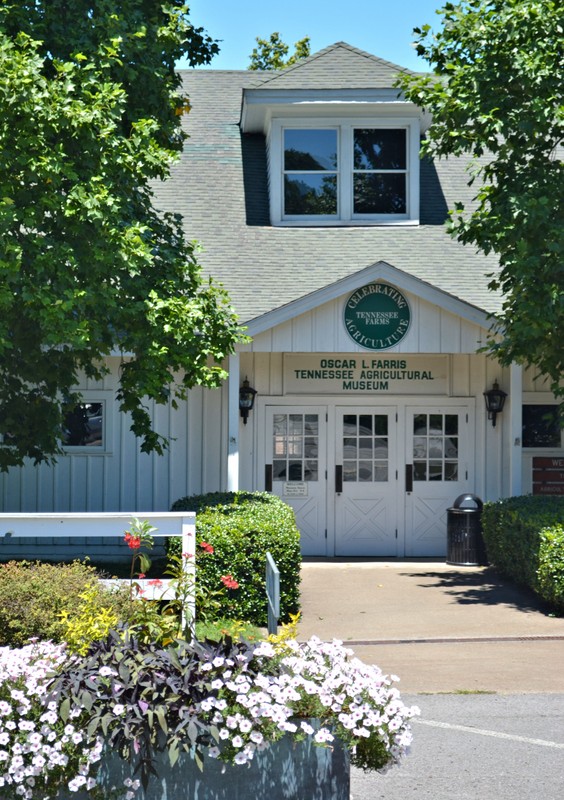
top-left (221, 574), bottom-right (239, 590)
top-left (148, 578), bottom-right (163, 587)
top-left (137, 573), bottom-right (146, 579)
top-left (124, 532), bottom-right (141, 550)
top-left (199, 541), bottom-right (214, 554)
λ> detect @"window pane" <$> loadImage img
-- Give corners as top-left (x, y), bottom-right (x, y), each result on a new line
top-left (354, 129), bottom-right (406, 170)
top-left (413, 437), bottom-right (427, 458)
top-left (445, 415), bottom-right (458, 435)
top-left (373, 464), bottom-right (388, 482)
top-left (273, 414), bottom-right (287, 435)
top-left (304, 437), bottom-right (318, 457)
top-left (284, 129), bottom-right (338, 170)
top-left (374, 415), bottom-right (388, 435)
top-left (358, 462), bottom-right (372, 481)
top-left (522, 405), bottom-right (561, 448)
top-left (445, 462), bottom-right (458, 481)
top-left (414, 461), bottom-right (426, 481)
top-left (304, 415), bottom-right (319, 434)
top-left (429, 461), bottom-right (443, 481)
top-left (273, 461), bottom-right (287, 480)
top-left (359, 415), bottom-right (373, 434)
top-left (289, 415), bottom-right (303, 434)
top-left (354, 174), bottom-right (406, 214)
top-left (343, 415), bottom-right (357, 434)
top-left (305, 460), bottom-right (318, 481)
top-left (344, 462), bottom-right (357, 482)
top-left (359, 437), bottom-right (372, 458)
top-left (285, 175), bottom-right (338, 215)
top-left (414, 414), bottom-right (427, 435)
top-left (374, 437), bottom-right (388, 458)
top-left (430, 414), bottom-right (443, 433)
top-left (288, 462), bottom-right (302, 481)
top-left (62, 403), bottom-right (103, 447)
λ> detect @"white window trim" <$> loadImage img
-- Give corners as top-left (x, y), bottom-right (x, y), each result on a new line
top-left (61, 391), bottom-right (113, 454)
top-left (268, 117), bottom-right (420, 227)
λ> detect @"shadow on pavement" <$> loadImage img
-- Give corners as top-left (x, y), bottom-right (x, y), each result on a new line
top-left (400, 567), bottom-right (555, 615)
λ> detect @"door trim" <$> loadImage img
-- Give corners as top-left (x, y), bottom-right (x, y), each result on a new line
top-left (257, 395), bottom-right (476, 557)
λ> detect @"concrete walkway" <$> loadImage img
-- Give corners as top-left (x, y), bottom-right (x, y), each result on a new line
top-left (296, 561), bottom-right (564, 693)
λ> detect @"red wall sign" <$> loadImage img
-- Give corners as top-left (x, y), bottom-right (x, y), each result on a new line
top-left (532, 457), bottom-right (564, 495)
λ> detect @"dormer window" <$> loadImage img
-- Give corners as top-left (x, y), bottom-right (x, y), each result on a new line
top-left (270, 118), bottom-right (420, 226)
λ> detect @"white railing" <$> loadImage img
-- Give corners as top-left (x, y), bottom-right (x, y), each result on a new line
top-left (0, 512), bottom-right (196, 624)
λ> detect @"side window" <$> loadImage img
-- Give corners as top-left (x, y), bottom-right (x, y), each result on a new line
top-left (62, 402), bottom-right (104, 448)
top-left (522, 405), bottom-right (562, 448)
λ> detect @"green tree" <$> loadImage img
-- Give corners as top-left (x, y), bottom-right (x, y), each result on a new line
top-left (398, 0), bottom-right (564, 399)
top-left (0, 1), bottom-right (243, 470)
top-left (248, 32), bottom-right (310, 70)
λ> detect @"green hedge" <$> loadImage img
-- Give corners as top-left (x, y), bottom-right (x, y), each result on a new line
top-left (0, 560), bottom-right (133, 647)
top-left (481, 495), bottom-right (564, 609)
top-left (538, 525), bottom-right (564, 611)
top-left (169, 492), bottom-right (301, 625)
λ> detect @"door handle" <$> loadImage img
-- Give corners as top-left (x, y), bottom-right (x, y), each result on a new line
top-left (335, 465), bottom-right (343, 494)
top-left (405, 464), bottom-right (413, 493)
top-left (265, 464), bottom-right (273, 493)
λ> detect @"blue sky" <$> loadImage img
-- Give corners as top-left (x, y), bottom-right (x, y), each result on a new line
top-left (180, 0), bottom-right (445, 72)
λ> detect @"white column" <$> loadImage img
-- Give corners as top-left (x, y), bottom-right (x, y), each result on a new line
top-left (508, 363), bottom-right (523, 497)
top-left (227, 354), bottom-right (240, 492)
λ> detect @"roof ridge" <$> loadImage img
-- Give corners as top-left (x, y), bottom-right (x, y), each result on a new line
top-left (252, 41), bottom-right (413, 87)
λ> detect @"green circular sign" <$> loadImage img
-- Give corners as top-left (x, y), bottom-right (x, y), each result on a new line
top-left (343, 283), bottom-right (411, 351)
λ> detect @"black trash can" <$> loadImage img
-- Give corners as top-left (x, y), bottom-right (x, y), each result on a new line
top-left (446, 493), bottom-right (487, 566)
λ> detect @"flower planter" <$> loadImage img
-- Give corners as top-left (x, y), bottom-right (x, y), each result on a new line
top-left (69, 731), bottom-right (349, 800)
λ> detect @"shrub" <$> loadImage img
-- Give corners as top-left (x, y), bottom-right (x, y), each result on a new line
top-left (537, 525), bottom-right (564, 611)
top-left (481, 495), bottom-right (564, 607)
top-left (0, 560), bottom-right (133, 647)
top-left (169, 492), bottom-right (301, 625)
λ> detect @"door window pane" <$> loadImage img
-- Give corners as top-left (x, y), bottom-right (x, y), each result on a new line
top-left (413, 413), bottom-right (460, 483)
top-left (272, 413), bottom-right (319, 482)
top-left (341, 414), bottom-right (388, 483)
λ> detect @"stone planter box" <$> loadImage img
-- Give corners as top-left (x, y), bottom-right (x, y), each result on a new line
top-left (65, 731), bottom-right (350, 800)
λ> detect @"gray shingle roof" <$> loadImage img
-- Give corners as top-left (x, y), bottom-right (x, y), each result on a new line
top-left (249, 42), bottom-right (415, 89)
top-left (156, 45), bottom-right (500, 325)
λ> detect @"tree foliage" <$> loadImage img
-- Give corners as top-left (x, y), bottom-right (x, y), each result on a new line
top-left (248, 32), bottom-right (310, 71)
top-left (0, 1), bottom-right (243, 470)
top-left (398, 0), bottom-right (564, 398)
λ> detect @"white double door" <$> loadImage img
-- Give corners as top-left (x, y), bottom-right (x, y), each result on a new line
top-left (264, 401), bottom-right (473, 557)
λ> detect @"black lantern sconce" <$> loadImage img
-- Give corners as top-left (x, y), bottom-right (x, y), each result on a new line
top-left (239, 378), bottom-right (257, 425)
top-left (483, 381), bottom-right (507, 428)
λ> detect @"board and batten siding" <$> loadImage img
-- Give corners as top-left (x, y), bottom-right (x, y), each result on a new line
top-left (0, 358), bottom-right (228, 560)
top-left (242, 291), bottom-right (489, 355)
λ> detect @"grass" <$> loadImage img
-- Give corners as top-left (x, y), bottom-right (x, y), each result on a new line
top-left (195, 618), bottom-right (265, 642)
